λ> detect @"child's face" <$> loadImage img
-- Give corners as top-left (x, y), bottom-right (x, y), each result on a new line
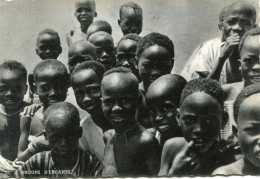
top-left (36, 34), bottom-right (61, 60)
top-left (101, 73), bottom-right (138, 130)
top-left (71, 69), bottom-right (101, 114)
top-left (147, 92), bottom-right (179, 136)
top-left (237, 93), bottom-right (260, 168)
top-left (116, 39), bottom-right (138, 72)
top-left (35, 68), bottom-right (68, 108)
top-left (45, 114), bottom-right (82, 156)
top-left (178, 92), bottom-right (223, 154)
top-left (0, 70), bottom-right (27, 110)
top-left (138, 45), bottom-right (172, 91)
top-left (222, 4), bottom-right (255, 40)
top-left (75, 1), bottom-right (96, 26)
top-left (89, 35), bottom-right (115, 71)
top-left (241, 35), bottom-right (260, 86)
top-left (119, 7), bottom-right (142, 35)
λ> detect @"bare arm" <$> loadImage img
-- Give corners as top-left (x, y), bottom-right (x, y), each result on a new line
top-left (207, 34), bottom-right (240, 82)
top-left (17, 115), bottom-right (34, 161)
top-left (140, 131), bottom-right (161, 176)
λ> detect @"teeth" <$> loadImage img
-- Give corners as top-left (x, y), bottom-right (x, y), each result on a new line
top-left (158, 125), bottom-right (169, 130)
top-left (252, 76), bottom-right (260, 80)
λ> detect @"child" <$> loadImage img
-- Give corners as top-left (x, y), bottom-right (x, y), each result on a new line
top-left (68, 40), bottom-right (97, 73)
top-left (67, 0), bottom-right (97, 46)
top-left (212, 83), bottom-right (260, 175)
top-left (136, 32), bottom-right (174, 128)
top-left (221, 27), bottom-right (260, 140)
top-left (116, 33), bottom-right (141, 80)
top-left (118, 2), bottom-right (143, 35)
top-left (14, 102), bottom-right (101, 177)
top-left (101, 67), bottom-right (160, 176)
top-left (17, 59), bottom-right (70, 162)
top-left (159, 78), bottom-right (240, 176)
top-left (71, 61), bottom-right (113, 161)
top-left (146, 74), bottom-right (187, 147)
top-left (181, 2), bottom-right (256, 85)
top-left (86, 20), bottom-right (112, 40)
top-left (0, 60), bottom-right (28, 161)
top-left (29, 29), bottom-right (62, 101)
top-left (36, 29), bottom-right (62, 60)
top-left (88, 31), bottom-right (115, 71)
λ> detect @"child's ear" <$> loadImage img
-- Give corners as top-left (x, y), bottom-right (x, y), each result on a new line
top-left (176, 108), bottom-right (181, 127)
top-left (36, 49), bottom-right (39, 56)
top-left (171, 58), bottom-right (174, 68)
top-left (33, 83), bottom-right (38, 95)
top-left (95, 12), bottom-right (97, 17)
top-left (222, 111), bottom-right (229, 129)
top-left (24, 85), bottom-right (28, 95)
top-left (118, 19), bottom-right (121, 26)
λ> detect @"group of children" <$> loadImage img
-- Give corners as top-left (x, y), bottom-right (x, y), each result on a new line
top-left (0, 0), bottom-right (259, 177)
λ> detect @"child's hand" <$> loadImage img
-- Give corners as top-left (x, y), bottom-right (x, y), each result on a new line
top-left (168, 141), bottom-right (200, 175)
top-left (220, 33), bottom-right (240, 60)
top-left (30, 135), bottom-right (50, 152)
top-left (20, 104), bottom-right (41, 117)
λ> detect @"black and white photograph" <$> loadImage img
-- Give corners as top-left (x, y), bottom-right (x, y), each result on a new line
top-left (0, 0), bottom-right (259, 177)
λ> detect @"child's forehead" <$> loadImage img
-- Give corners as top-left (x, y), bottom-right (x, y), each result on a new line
top-left (37, 34), bottom-right (59, 44)
top-left (75, 0), bottom-right (95, 10)
top-left (239, 93), bottom-right (260, 120)
top-left (36, 67), bottom-right (66, 78)
top-left (102, 73), bottom-right (136, 91)
top-left (0, 69), bottom-right (24, 80)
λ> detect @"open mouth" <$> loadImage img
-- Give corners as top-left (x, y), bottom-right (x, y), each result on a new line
top-left (157, 124), bottom-right (170, 132)
top-left (48, 98), bottom-right (60, 104)
top-left (193, 138), bottom-right (209, 145)
top-left (250, 75), bottom-right (260, 82)
top-left (112, 115), bottom-right (126, 123)
top-left (4, 99), bottom-right (16, 105)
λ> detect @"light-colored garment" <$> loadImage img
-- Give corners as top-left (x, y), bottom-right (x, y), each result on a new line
top-left (79, 114), bottom-right (105, 162)
top-left (67, 26), bottom-right (88, 46)
top-left (14, 150), bottom-right (102, 177)
top-left (181, 37), bottom-right (228, 85)
top-left (66, 87), bottom-right (88, 120)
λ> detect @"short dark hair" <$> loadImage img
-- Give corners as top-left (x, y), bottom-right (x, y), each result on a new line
top-left (71, 60), bottom-right (105, 82)
top-left (180, 78), bottom-right (224, 107)
top-left (119, 2), bottom-right (142, 19)
top-left (87, 21), bottom-right (112, 38)
top-left (0, 60), bottom-right (27, 82)
top-left (117, 33), bottom-right (142, 52)
top-left (33, 59), bottom-right (69, 82)
top-left (233, 83), bottom-right (260, 122)
top-left (239, 27), bottom-right (260, 55)
top-left (103, 66), bottom-right (131, 77)
top-left (43, 102), bottom-right (80, 128)
top-left (136, 32), bottom-right (174, 59)
top-left (37, 28), bottom-right (61, 46)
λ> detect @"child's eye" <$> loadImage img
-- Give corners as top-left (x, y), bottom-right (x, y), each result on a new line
top-left (183, 116), bottom-right (196, 124)
top-left (0, 85), bottom-right (8, 93)
top-left (243, 58), bottom-right (254, 66)
top-left (40, 84), bottom-right (50, 92)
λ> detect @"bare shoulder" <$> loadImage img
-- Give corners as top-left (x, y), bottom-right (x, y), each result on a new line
top-left (212, 159), bottom-right (243, 175)
top-left (163, 137), bottom-right (187, 153)
top-left (140, 130), bottom-right (156, 145)
top-left (222, 82), bottom-right (244, 101)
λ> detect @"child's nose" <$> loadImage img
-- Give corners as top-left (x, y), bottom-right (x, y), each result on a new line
top-left (112, 103), bottom-right (122, 112)
top-left (232, 22), bottom-right (242, 31)
top-left (252, 63), bottom-right (260, 71)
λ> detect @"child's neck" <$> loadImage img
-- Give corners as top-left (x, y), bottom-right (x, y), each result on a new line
top-left (242, 158), bottom-right (260, 175)
top-left (80, 23), bottom-right (89, 34)
top-left (114, 120), bottom-right (137, 134)
top-left (4, 102), bottom-right (25, 115)
top-left (52, 150), bottom-right (78, 170)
